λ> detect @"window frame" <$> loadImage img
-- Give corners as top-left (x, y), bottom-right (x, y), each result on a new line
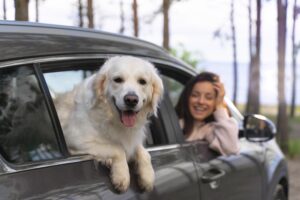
top-left (33, 63), bottom-right (69, 156)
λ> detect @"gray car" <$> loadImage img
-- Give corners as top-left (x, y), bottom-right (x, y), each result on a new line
top-left (0, 21), bottom-right (288, 200)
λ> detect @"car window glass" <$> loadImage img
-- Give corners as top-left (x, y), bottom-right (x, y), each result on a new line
top-left (0, 66), bottom-right (63, 164)
top-left (162, 75), bottom-right (184, 107)
top-left (45, 70), bottom-right (94, 95)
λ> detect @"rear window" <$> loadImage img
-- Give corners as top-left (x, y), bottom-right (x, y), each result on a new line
top-left (0, 66), bottom-right (63, 164)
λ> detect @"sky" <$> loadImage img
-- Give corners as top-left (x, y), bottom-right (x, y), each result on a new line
top-left (1, 0), bottom-right (300, 106)
top-left (0, 0), bottom-right (289, 63)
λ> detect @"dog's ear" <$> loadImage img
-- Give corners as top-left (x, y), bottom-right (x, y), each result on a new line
top-left (94, 57), bottom-right (120, 102)
top-left (94, 69), bottom-right (107, 100)
top-left (151, 69), bottom-right (164, 116)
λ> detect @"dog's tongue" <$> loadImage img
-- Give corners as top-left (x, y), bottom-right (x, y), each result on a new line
top-left (121, 111), bottom-right (137, 127)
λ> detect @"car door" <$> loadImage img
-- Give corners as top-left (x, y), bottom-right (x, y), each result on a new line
top-left (159, 65), bottom-right (265, 200)
top-left (144, 89), bottom-right (200, 200)
top-left (41, 58), bottom-right (201, 200)
top-left (192, 141), bottom-right (265, 200)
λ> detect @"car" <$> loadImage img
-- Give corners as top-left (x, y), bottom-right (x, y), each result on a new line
top-left (0, 21), bottom-right (288, 200)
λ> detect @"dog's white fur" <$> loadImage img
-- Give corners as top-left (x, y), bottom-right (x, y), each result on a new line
top-left (55, 56), bottom-right (164, 192)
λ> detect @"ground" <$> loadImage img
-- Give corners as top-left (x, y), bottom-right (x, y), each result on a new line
top-left (288, 116), bottom-right (300, 200)
top-left (287, 122), bottom-right (300, 200)
top-left (288, 157), bottom-right (300, 200)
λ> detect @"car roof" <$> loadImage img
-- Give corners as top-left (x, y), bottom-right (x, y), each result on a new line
top-left (0, 21), bottom-right (192, 69)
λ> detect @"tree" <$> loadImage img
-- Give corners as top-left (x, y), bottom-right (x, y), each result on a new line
top-left (35, 0), bottom-right (46, 23)
top-left (78, 0), bottom-right (84, 27)
top-left (163, 0), bottom-right (170, 50)
top-left (146, 0), bottom-right (183, 50)
top-left (246, 0), bottom-right (261, 114)
top-left (3, 0), bottom-right (6, 20)
top-left (170, 44), bottom-right (199, 69)
top-left (213, 1), bottom-right (239, 105)
top-left (290, 0), bottom-right (300, 117)
top-left (276, 0), bottom-right (288, 153)
top-left (132, 0), bottom-right (139, 37)
top-left (230, 0), bottom-right (238, 105)
top-left (119, 0), bottom-right (125, 34)
top-left (35, 0), bottom-right (39, 22)
top-left (87, 0), bottom-right (94, 28)
top-left (14, 0), bottom-right (29, 21)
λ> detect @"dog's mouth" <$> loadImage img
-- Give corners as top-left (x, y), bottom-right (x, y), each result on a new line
top-left (120, 110), bottom-right (138, 127)
top-left (112, 97), bottom-right (138, 127)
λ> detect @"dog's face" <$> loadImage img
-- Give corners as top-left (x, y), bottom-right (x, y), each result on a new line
top-left (95, 56), bottom-right (163, 128)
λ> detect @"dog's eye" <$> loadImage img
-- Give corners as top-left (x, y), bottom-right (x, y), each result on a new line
top-left (138, 78), bottom-right (147, 85)
top-left (113, 77), bottom-right (123, 83)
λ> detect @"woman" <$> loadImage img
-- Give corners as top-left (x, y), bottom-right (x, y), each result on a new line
top-left (175, 72), bottom-right (239, 156)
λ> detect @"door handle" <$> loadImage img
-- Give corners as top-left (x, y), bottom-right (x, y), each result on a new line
top-left (201, 168), bottom-right (226, 183)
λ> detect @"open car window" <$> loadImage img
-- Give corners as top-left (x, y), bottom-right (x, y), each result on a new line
top-left (160, 67), bottom-right (244, 143)
top-left (41, 61), bottom-right (179, 149)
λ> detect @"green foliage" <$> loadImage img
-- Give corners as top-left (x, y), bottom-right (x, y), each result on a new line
top-left (170, 44), bottom-right (200, 69)
top-left (288, 139), bottom-right (300, 159)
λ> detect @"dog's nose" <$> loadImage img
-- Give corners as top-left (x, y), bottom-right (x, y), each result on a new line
top-left (124, 93), bottom-right (139, 108)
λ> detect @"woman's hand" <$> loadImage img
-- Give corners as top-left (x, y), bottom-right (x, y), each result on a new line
top-left (213, 77), bottom-right (226, 109)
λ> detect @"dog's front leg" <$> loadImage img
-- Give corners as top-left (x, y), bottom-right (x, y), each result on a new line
top-left (134, 145), bottom-right (155, 192)
top-left (110, 150), bottom-right (130, 193)
top-left (86, 144), bottom-right (130, 193)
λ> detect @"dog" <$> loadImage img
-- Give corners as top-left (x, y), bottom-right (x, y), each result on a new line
top-left (55, 56), bottom-right (164, 193)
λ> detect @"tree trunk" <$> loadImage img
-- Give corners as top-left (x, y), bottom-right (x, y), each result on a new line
top-left (35, 0), bottom-right (39, 22)
top-left (230, 0), bottom-right (238, 105)
top-left (246, 0), bottom-right (254, 114)
top-left (14, 0), bottom-right (29, 21)
top-left (132, 0), bottom-right (139, 37)
top-left (277, 0), bottom-right (288, 153)
top-left (3, 0), bottom-right (7, 20)
top-left (290, 0), bottom-right (298, 117)
top-left (246, 0), bottom-right (261, 114)
top-left (163, 0), bottom-right (170, 50)
top-left (87, 0), bottom-right (94, 28)
top-left (119, 0), bottom-right (125, 34)
top-left (78, 0), bottom-right (84, 27)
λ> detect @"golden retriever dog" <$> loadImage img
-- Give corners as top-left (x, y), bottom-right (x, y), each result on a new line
top-left (55, 56), bottom-right (164, 193)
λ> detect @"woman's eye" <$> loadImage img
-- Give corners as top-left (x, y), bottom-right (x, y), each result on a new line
top-left (191, 93), bottom-right (199, 98)
top-left (206, 95), bottom-right (214, 100)
top-left (113, 77), bottom-right (123, 83)
top-left (138, 78), bottom-right (147, 85)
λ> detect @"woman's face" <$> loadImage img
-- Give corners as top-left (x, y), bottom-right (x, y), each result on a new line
top-left (188, 81), bottom-right (217, 122)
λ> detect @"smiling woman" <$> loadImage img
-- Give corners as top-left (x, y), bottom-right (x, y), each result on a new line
top-left (175, 71), bottom-right (240, 156)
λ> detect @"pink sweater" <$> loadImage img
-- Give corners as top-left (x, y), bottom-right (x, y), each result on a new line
top-left (181, 108), bottom-right (240, 156)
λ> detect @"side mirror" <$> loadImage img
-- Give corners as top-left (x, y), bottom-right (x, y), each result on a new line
top-left (243, 114), bottom-right (276, 142)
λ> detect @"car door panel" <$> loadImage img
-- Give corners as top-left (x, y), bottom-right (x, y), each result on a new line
top-left (0, 158), bottom-right (110, 199)
top-left (189, 141), bottom-right (264, 200)
top-left (144, 145), bottom-right (200, 200)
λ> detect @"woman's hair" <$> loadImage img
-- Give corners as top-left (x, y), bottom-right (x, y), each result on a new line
top-left (175, 71), bottom-right (219, 136)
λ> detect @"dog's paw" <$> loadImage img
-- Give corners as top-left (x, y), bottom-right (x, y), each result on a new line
top-left (111, 171), bottom-right (130, 193)
top-left (101, 159), bottom-right (112, 168)
top-left (137, 167), bottom-right (155, 192)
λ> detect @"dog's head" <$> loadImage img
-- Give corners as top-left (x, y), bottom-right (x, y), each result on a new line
top-left (94, 56), bottom-right (164, 128)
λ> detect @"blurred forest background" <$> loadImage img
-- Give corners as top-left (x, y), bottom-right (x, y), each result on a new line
top-left (1, 0), bottom-right (300, 157)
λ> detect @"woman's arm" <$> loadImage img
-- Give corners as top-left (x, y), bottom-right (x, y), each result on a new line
top-left (205, 107), bottom-right (240, 156)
